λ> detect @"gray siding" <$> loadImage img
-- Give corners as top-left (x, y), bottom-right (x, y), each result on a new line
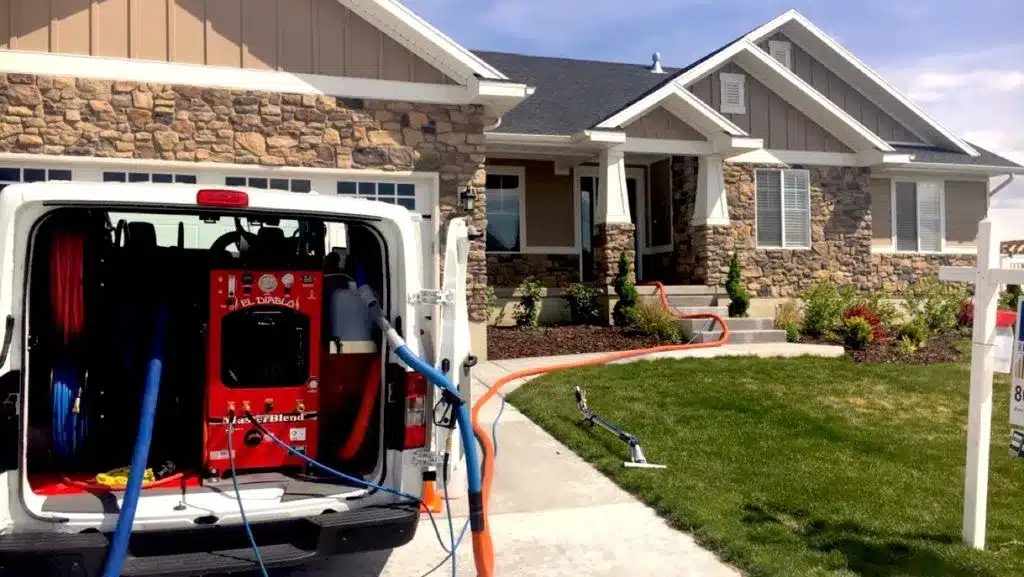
top-left (759, 33), bottom-right (922, 144)
top-left (689, 61), bottom-right (851, 152)
top-left (624, 107), bottom-right (706, 140)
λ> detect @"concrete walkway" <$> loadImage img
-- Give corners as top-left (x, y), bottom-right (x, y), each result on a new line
top-left (294, 342), bottom-right (841, 576)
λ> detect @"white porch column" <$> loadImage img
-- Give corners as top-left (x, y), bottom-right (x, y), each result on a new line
top-left (596, 147), bottom-right (631, 224)
top-left (692, 154), bottom-right (730, 226)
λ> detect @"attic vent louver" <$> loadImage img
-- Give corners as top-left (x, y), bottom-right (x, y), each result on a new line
top-left (650, 52), bottom-right (664, 74)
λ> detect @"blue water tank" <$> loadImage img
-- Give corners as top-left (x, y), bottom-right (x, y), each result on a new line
top-left (329, 281), bottom-right (374, 343)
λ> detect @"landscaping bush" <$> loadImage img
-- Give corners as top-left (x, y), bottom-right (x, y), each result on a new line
top-left (563, 283), bottom-right (600, 325)
top-left (843, 316), bottom-right (874, 350)
top-left (898, 318), bottom-right (928, 348)
top-left (631, 300), bottom-right (682, 343)
top-left (902, 278), bottom-right (967, 334)
top-left (612, 253), bottom-right (639, 327)
top-left (485, 285), bottom-right (506, 325)
top-left (774, 299), bottom-right (803, 342)
top-left (957, 299), bottom-right (974, 328)
top-left (799, 280), bottom-right (855, 338)
top-left (1001, 284), bottom-right (1023, 310)
top-left (784, 325), bottom-right (800, 343)
top-left (724, 253), bottom-right (751, 318)
top-left (843, 303), bottom-right (887, 341)
top-left (853, 292), bottom-right (902, 329)
top-left (512, 277), bottom-right (543, 328)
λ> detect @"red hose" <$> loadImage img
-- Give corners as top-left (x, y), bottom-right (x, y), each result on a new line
top-left (339, 356), bottom-right (382, 460)
top-left (468, 281), bottom-right (730, 576)
top-left (50, 231), bottom-right (86, 344)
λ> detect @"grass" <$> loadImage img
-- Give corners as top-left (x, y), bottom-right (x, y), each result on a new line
top-left (506, 354), bottom-right (1023, 577)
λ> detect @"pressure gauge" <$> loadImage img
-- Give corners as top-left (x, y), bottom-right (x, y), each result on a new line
top-left (282, 273), bottom-right (295, 288)
top-left (258, 274), bottom-right (277, 293)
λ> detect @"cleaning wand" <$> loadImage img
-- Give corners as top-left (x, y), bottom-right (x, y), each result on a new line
top-left (574, 386), bottom-right (666, 470)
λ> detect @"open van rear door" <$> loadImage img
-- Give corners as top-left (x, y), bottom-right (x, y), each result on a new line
top-left (435, 218), bottom-right (472, 491)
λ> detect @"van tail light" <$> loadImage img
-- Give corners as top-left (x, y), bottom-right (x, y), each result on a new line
top-left (404, 372), bottom-right (428, 449)
top-left (197, 189), bottom-right (249, 208)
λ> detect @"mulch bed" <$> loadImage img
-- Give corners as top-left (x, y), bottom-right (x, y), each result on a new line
top-left (802, 332), bottom-right (967, 365)
top-left (487, 325), bottom-right (664, 360)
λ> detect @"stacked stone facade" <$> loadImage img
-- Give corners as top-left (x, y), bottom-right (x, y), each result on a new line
top-left (486, 253), bottom-right (580, 287)
top-left (593, 222), bottom-right (636, 286)
top-left (669, 157), bottom-right (975, 297)
top-left (0, 72), bottom-right (489, 320)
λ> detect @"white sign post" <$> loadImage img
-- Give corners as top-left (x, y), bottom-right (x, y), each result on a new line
top-left (939, 209), bottom-right (1024, 550)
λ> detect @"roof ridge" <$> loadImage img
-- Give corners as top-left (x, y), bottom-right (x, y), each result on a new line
top-left (471, 49), bottom-right (679, 70)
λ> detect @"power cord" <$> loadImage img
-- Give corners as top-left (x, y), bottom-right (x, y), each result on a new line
top-left (227, 415), bottom-right (269, 577)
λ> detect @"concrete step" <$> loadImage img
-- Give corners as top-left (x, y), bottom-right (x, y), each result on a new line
top-left (669, 305), bottom-right (729, 317)
top-left (666, 295), bottom-right (719, 307)
top-left (693, 329), bottom-right (788, 344)
top-left (677, 316), bottom-right (774, 333)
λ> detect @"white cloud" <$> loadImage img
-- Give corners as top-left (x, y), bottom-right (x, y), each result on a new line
top-left (880, 44), bottom-right (1024, 206)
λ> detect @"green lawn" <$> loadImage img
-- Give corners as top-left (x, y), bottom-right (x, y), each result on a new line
top-left (507, 355), bottom-right (1024, 577)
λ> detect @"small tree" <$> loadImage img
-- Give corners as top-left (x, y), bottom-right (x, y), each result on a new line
top-left (513, 277), bottom-right (543, 328)
top-left (724, 252), bottom-right (750, 318)
top-left (612, 252), bottom-right (639, 326)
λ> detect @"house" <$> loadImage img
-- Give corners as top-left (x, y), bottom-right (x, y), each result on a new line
top-left (0, 2), bottom-right (1019, 356)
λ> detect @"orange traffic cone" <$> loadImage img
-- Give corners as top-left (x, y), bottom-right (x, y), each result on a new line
top-left (420, 480), bottom-right (443, 513)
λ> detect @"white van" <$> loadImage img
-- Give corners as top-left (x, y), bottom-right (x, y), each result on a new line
top-left (0, 181), bottom-right (472, 576)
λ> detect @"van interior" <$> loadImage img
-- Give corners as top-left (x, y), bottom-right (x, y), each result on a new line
top-left (23, 205), bottom-right (391, 515)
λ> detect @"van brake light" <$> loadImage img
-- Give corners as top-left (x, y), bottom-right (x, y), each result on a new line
top-left (404, 372), bottom-right (428, 449)
top-left (197, 189), bottom-right (249, 208)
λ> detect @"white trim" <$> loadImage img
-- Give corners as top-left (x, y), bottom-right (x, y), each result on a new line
top-left (872, 246), bottom-right (977, 255)
top-left (577, 130), bottom-right (628, 145)
top-left (338, 0), bottom-right (507, 82)
top-left (484, 165), bottom-right (527, 254)
top-left (881, 161), bottom-right (1024, 177)
top-left (745, 10), bottom-right (979, 157)
top-left (624, 138), bottom-right (712, 156)
top-left (0, 49), bottom-right (528, 108)
top-left (595, 81), bottom-right (748, 137)
top-left (754, 167), bottom-right (812, 250)
top-left (728, 149), bottom-right (861, 166)
top-left (719, 72), bottom-right (747, 115)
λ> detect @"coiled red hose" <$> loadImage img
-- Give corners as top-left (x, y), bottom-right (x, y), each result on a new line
top-left (49, 231), bottom-right (86, 344)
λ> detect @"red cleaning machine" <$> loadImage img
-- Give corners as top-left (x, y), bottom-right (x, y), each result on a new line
top-left (204, 269), bottom-right (323, 476)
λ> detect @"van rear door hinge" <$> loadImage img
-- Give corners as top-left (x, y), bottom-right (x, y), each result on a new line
top-left (408, 290), bottom-right (453, 306)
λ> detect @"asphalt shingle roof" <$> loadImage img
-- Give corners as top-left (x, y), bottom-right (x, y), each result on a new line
top-left (891, 144), bottom-right (1022, 169)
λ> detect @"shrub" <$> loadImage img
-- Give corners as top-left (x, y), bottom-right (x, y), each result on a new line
top-left (724, 253), bottom-right (751, 318)
top-left (563, 283), bottom-right (600, 325)
top-left (512, 277), bottom-right (543, 328)
top-left (632, 300), bottom-right (681, 343)
top-left (957, 299), bottom-right (974, 328)
top-left (843, 303), bottom-right (887, 341)
top-left (784, 324), bottom-right (800, 343)
top-left (902, 278), bottom-right (967, 334)
top-left (1000, 285), bottom-right (1022, 310)
top-left (897, 335), bottom-right (919, 355)
top-left (800, 280), bottom-right (855, 338)
top-left (612, 253), bottom-right (639, 327)
top-left (843, 316), bottom-right (874, 350)
top-left (898, 318), bottom-right (928, 348)
top-left (854, 292), bottom-right (902, 329)
top-left (485, 285), bottom-right (506, 325)
top-left (774, 299), bottom-right (803, 341)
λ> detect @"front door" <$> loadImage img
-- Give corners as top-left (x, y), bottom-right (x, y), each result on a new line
top-left (579, 169), bottom-right (644, 283)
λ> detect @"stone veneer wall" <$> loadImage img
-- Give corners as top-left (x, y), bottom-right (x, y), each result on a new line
top-left (0, 72), bottom-right (489, 320)
top-left (871, 253), bottom-right (976, 292)
top-left (671, 155), bottom-right (699, 284)
top-left (593, 222), bottom-right (636, 286)
top-left (486, 254), bottom-right (580, 287)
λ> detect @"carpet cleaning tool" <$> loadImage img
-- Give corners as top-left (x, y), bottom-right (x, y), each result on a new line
top-left (574, 386), bottom-right (666, 469)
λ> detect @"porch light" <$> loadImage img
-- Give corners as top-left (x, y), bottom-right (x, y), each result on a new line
top-left (460, 187), bottom-right (477, 212)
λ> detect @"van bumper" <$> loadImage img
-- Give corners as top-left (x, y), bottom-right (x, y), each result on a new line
top-left (0, 505), bottom-right (419, 576)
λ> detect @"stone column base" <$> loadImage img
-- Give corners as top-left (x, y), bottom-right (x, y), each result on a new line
top-left (593, 222), bottom-right (636, 287)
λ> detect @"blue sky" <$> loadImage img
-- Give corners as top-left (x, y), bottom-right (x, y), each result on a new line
top-left (405, 0), bottom-right (1024, 203)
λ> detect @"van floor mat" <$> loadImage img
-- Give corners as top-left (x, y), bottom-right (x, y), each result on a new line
top-left (40, 472), bottom-right (365, 514)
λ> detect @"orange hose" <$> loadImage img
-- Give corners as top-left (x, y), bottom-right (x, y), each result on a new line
top-left (339, 356), bottom-right (382, 460)
top-left (468, 281), bottom-right (730, 576)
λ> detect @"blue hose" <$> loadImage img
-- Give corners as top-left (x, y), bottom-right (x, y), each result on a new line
top-left (102, 302), bottom-right (169, 577)
top-left (51, 364), bottom-right (87, 457)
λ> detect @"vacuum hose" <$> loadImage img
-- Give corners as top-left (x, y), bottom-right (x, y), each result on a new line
top-left (101, 302), bottom-right (170, 577)
top-left (355, 285), bottom-right (489, 575)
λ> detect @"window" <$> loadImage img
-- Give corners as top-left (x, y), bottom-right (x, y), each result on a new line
top-left (719, 72), bottom-right (746, 115)
top-left (226, 176), bottom-right (311, 193)
top-left (104, 171), bottom-right (197, 184)
top-left (336, 180), bottom-right (416, 210)
top-left (756, 169), bottom-right (810, 249)
top-left (0, 167), bottom-right (72, 192)
top-left (485, 169), bottom-right (524, 252)
top-left (768, 40), bottom-right (792, 70)
top-left (894, 180), bottom-right (942, 252)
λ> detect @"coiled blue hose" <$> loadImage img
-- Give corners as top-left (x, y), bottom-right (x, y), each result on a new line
top-left (102, 302), bottom-right (170, 577)
top-left (51, 364), bottom-right (87, 457)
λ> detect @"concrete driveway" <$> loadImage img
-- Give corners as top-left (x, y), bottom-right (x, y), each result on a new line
top-left (288, 349), bottom-right (779, 577)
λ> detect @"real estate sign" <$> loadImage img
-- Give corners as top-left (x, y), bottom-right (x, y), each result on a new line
top-left (1010, 298), bottom-right (1024, 429)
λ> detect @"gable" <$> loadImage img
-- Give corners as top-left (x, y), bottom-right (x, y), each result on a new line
top-left (758, 33), bottom-right (922, 144)
top-left (623, 107), bottom-right (706, 141)
top-left (689, 61), bottom-right (852, 153)
top-left (0, 0), bottom-right (454, 84)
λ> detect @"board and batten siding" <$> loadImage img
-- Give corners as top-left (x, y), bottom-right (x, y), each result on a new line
top-left (759, 33), bottom-right (922, 144)
top-left (870, 177), bottom-right (986, 249)
top-left (624, 107), bottom-right (706, 141)
top-left (0, 0), bottom-right (454, 84)
top-left (689, 61), bottom-right (852, 153)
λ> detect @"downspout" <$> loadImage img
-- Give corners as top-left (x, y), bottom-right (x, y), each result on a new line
top-left (989, 173), bottom-right (1015, 198)
top-left (483, 115), bottom-right (502, 131)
